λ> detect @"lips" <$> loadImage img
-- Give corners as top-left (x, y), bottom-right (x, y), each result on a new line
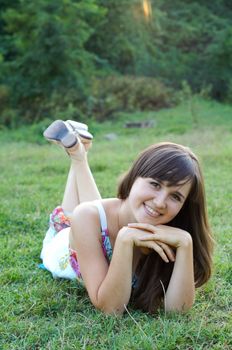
top-left (143, 203), bottom-right (161, 218)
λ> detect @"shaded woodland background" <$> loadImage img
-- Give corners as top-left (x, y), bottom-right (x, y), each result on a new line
top-left (0, 0), bottom-right (232, 126)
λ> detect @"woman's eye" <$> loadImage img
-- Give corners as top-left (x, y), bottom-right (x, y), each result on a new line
top-left (150, 181), bottom-right (160, 189)
top-left (172, 194), bottom-right (181, 202)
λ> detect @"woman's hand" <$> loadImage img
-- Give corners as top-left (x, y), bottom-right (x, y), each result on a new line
top-left (117, 225), bottom-right (176, 263)
top-left (128, 223), bottom-right (192, 249)
top-left (127, 223), bottom-right (195, 311)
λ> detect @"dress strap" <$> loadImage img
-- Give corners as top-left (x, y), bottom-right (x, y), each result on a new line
top-left (93, 200), bottom-right (112, 261)
top-left (93, 200), bottom-right (108, 234)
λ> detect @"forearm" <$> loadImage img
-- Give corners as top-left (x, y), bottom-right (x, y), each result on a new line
top-left (95, 234), bottom-right (134, 314)
top-left (165, 237), bottom-right (195, 312)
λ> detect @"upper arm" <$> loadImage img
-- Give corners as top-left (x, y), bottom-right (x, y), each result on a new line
top-left (69, 203), bottom-right (109, 307)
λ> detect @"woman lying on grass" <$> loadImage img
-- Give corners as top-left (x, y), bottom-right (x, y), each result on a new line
top-left (40, 120), bottom-right (213, 314)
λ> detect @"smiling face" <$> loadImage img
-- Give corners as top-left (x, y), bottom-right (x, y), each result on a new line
top-left (118, 142), bottom-right (201, 225)
top-left (128, 177), bottom-right (192, 225)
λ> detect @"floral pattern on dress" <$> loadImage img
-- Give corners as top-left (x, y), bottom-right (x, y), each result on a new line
top-left (69, 248), bottom-right (82, 278)
top-left (48, 206), bottom-right (113, 279)
top-left (101, 228), bottom-right (112, 262)
top-left (50, 206), bottom-right (70, 233)
top-left (59, 253), bottom-right (70, 270)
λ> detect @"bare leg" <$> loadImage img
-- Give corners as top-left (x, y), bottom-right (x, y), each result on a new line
top-left (61, 163), bottom-right (80, 212)
top-left (61, 141), bottom-right (101, 213)
top-left (72, 159), bottom-right (101, 203)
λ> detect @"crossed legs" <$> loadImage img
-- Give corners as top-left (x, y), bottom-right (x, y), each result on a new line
top-left (43, 119), bottom-right (101, 213)
top-left (61, 142), bottom-right (101, 213)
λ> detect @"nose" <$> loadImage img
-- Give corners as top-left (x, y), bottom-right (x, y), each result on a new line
top-left (152, 191), bottom-right (167, 209)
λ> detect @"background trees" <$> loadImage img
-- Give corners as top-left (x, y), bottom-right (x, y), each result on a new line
top-left (152, 0), bottom-right (232, 99)
top-left (0, 0), bottom-right (231, 125)
top-left (0, 0), bottom-right (104, 124)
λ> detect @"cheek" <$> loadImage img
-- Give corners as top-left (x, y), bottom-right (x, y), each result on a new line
top-left (128, 187), bottom-right (136, 201)
top-left (128, 190), bottom-right (139, 207)
top-left (129, 183), bottom-right (144, 200)
top-left (169, 202), bottom-right (183, 216)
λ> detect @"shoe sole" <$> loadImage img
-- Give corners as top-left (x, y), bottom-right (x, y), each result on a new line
top-left (43, 120), bottom-right (77, 148)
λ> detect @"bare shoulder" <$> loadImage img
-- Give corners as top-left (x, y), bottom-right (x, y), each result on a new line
top-left (72, 201), bottom-right (99, 216)
top-left (70, 202), bottom-right (100, 234)
top-left (70, 199), bottom-right (121, 245)
top-left (71, 199), bottom-right (120, 224)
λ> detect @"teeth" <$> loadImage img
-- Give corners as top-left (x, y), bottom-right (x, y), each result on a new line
top-left (146, 205), bottom-right (155, 214)
top-left (144, 204), bottom-right (160, 217)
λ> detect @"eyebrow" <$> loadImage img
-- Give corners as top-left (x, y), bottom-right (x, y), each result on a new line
top-left (148, 178), bottom-right (188, 200)
top-left (174, 190), bottom-right (186, 200)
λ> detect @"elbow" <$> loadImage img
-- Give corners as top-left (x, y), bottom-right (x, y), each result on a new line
top-left (165, 286), bottom-right (195, 313)
top-left (92, 292), bottom-right (127, 315)
top-left (165, 296), bottom-right (195, 313)
top-left (93, 300), bottom-right (125, 315)
top-left (91, 281), bottom-right (131, 315)
top-left (101, 305), bottom-right (125, 316)
top-left (166, 303), bottom-right (194, 313)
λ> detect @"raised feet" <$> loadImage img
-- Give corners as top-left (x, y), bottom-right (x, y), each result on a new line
top-left (65, 120), bottom-right (93, 143)
top-left (65, 141), bottom-right (87, 161)
top-left (44, 119), bottom-right (93, 147)
top-left (66, 120), bottom-right (88, 132)
top-left (43, 120), bottom-right (77, 148)
top-left (43, 119), bottom-right (93, 159)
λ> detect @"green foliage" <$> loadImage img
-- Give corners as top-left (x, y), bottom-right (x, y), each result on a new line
top-left (89, 75), bottom-right (175, 120)
top-left (0, 84), bottom-right (9, 108)
top-left (0, 0), bottom-right (232, 126)
top-left (205, 26), bottom-right (232, 100)
top-left (86, 0), bottom-right (161, 76)
top-left (0, 0), bottom-right (105, 124)
top-left (151, 0), bottom-right (232, 99)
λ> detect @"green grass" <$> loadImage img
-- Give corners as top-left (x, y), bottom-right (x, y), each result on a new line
top-left (0, 98), bottom-right (231, 349)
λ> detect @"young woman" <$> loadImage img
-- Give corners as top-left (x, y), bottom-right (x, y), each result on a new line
top-left (40, 120), bottom-right (213, 314)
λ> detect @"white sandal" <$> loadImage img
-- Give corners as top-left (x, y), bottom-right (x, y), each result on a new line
top-left (43, 120), bottom-right (93, 148)
top-left (66, 120), bottom-right (88, 131)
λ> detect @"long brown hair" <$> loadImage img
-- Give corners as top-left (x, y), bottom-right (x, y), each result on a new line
top-left (117, 142), bottom-right (213, 313)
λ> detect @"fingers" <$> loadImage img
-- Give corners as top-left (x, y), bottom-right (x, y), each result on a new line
top-left (138, 240), bottom-right (169, 262)
top-left (140, 232), bottom-right (176, 248)
top-left (134, 231), bottom-right (176, 262)
top-left (135, 238), bottom-right (174, 263)
top-left (126, 226), bottom-right (176, 261)
top-left (128, 222), bottom-right (155, 233)
top-left (158, 242), bottom-right (175, 262)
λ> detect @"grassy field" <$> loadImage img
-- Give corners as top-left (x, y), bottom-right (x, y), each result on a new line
top-left (0, 98), bottom-right (231, 349)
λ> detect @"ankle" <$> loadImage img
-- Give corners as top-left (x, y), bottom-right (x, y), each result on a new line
top-left (66, 142), bottom-right (87, 162)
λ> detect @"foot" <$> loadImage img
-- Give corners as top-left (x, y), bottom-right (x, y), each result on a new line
top-left (65, 120), bottom-right (93, 141)
top-left (66, 120), bottom-right (88, 131)
top-left (65, 138), bottom-right (87, 161)
top-left (43, 120), bottom-right (78, 148)
top-left (43, 120), bottom-right (93, 149)
top-left (64, 120), bottom-right (93, 151)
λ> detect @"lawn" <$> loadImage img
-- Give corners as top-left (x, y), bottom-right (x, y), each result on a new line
top-left (0, 98), bottom-right (231, 349)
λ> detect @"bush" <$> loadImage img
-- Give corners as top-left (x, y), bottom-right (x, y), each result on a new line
top-left (0, 0), bottom-right (104, 126)
top-left (88, 75), bottom-right (176, 121)
top-left (0, 85), bottom-right (10, 111)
